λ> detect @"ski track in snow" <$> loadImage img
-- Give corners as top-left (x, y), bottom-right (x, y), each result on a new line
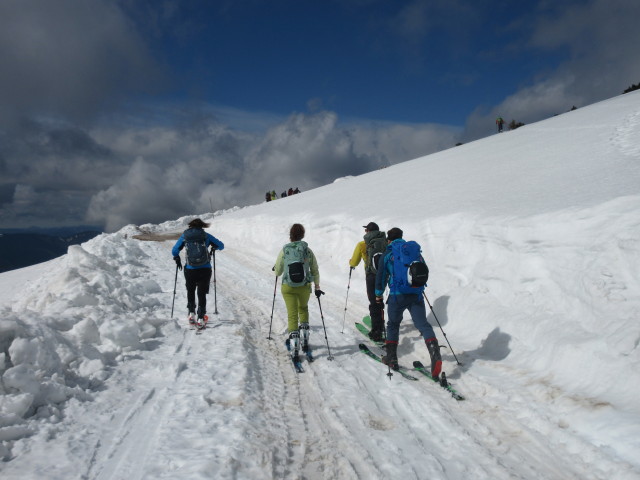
top-left (8, 240), bottom-right (626, 480)
top-left (1, 224), bottom-right (639, 479)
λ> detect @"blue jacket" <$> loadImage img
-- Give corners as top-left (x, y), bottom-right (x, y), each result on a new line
top-left (375, 238), bottom-right (425, 297)
top-left (171, 229), bottom-right (224, 269)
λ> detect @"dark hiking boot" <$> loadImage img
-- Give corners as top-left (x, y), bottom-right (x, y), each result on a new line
top-left (368, 329), bottom-right (384, 342)
top-left (299, 323), bottom-right (310, 352)
top-left (381, 342), bottom-right (399, 371)
top-left (425, 338), bottom-right (442, 378)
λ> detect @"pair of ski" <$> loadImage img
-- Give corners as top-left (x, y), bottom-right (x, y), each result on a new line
top-left (188, 315), bottom-right (209, 335)
top-left (356, 316), bottom-right (464, 401)
top-left (286, 339), bottom-right (314, 373)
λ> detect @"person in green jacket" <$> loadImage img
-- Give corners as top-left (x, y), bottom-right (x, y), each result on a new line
top-left (274, 223), bottom-right (323, 360)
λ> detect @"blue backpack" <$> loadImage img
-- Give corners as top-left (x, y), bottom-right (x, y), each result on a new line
top-left (183, 228), bottom-right (209, 267)
top-left (390, 240), bottom-right (429, 294)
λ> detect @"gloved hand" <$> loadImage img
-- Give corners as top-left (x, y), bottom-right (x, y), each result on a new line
top-left (174, 256), bottom-right (182, 271)
top-left (315, 289), bottom-right (325, 298)
top-left (349, 266), bottom-right (355, 272)
top-left (209, 245), bottom-right (218, 254)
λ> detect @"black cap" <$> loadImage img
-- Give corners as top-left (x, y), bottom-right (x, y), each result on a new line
top-left (387, 227), bottom-right (403, 241)
top-left (363, 222), bottom-right (379, 231)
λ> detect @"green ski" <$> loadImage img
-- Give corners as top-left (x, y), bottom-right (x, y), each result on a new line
top-left (413, 361), bottom-right (465, 401)
top-left (358, 343), bottom-right (418, 381)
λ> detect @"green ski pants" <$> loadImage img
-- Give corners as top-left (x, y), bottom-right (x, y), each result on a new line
top-left (281, 283), bottom-right (311, 332)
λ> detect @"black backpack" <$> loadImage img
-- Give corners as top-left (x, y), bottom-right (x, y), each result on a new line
top-left (183, 228), bottom-right (209, 267)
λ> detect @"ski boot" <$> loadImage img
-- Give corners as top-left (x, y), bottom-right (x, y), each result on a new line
top-left (381, 342), bottom-right (399, 371)
top-left (196, 315), bottom-right (208, 329)
top-left (299, 323), bottom-right (310, 352)
top-left (187, 312), bottom-right (196, 325)
top-left (425, 338), bottom-right (442, 379)
top-left (286, 331), bottom-right (300, 362)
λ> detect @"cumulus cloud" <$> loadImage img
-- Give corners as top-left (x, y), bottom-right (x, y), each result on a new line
top-left (83, 109), bottom-right (459, 232)
top-left (0, 0), bottom-right (162, 126)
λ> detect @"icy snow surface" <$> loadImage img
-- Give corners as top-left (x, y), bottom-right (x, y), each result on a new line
top-left (1, 92), bottom-right (640, 479)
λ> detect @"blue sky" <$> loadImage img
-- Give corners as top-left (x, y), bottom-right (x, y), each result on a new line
top-left (1, 0), bottom-right (639, 231)
top-left (139, 1), bottom-right (555, 125)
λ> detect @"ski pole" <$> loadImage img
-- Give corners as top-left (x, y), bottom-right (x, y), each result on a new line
top-left (212, 248), bottom-right (219, 314)
top-left (267, 276), bottom-right (278, 340)
top-left (171, 264), bottom-right (179, 318)
top-left (340, 267), bottom-right (354, 333)
top-left (422, 291), bottom-right (462, 365)
top-left (316, 293), bottom-right (334, 360)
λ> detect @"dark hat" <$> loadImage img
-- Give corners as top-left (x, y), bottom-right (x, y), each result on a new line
top-left (387, 227), bottom-right (403, 241)
top-left (363, 222), bottom-right (379, 231)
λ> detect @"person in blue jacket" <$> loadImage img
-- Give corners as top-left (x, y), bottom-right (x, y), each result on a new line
top-left (374, 227), bottom-right (442, 378)
top-left (172, 218), bottom-right (224, 326)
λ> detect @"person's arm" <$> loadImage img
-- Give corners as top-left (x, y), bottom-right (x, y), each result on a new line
top-left (171, 235), bottom-right (185, 257)
top-left (349, 241), bottom-right (365, 268)
top-left (273, 249), bottom-right (284, 277)
top-left (309, 249), bottom-right (320, 289)
top-left (206, 233), bottom-right (224, 251)
top-left (374, 253), bottom-right (389, 298)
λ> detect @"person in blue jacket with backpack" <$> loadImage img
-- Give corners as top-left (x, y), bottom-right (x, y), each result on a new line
top-left (172, 218), bottom-right (224, 327)
top-left (375, 227), bottom-right (442, 378)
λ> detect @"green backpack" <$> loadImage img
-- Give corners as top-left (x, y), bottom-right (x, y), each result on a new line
top-left (282, 241), bottom-right (313, 287)
top-left (364, 230), bottom-right (387, 274)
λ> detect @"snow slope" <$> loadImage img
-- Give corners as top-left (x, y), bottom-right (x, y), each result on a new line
top-left (1, 91), bottom-right (640, 479)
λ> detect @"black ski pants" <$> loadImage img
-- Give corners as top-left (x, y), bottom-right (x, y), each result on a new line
top-left (184, 267), bottom-right (212, 316)
top-left (366, 272), bottom-right (384, 331)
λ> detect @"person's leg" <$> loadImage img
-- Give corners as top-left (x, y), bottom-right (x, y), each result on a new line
top-left (408, 295), bottom-right (441, 377)
top-left (195, 268), bottom-right (212, 318)
top-left (382, 295), bottom-right (407, 369)
top-left (297, 285), bottom-right (312, 351)
top-left (296, 284), bottom-right (312, 325)
top-left (281, 284), bottom-right (300, 332)
top-left (366, 273), bottom-right (384, 339)
top-left (407, 295), bottom-right (436, 340)
top-left (184, 269), bottom-right (196, 314)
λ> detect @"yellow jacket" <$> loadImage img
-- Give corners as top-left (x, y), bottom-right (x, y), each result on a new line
top-left (349, 241), bottom-right (367, 269)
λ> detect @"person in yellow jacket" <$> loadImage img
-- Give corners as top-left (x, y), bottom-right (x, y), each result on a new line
top-left (349, 222), bottom-right (386, 341)
top-left (274, 223), bottom-right (323, 360)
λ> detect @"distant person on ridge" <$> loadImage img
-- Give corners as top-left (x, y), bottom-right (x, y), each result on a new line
top-left (172, 218), bottom-right (224, 328)
top-left (266, 192), bottom-right (271, 202)
top-left (349, 222), bottom-right (387, 341)
top-left (271, 190), bottom-right (277, 201)
top-left (273, 223), bottom-right (322, 362)
top-left (375, 227), bottom-right (442, 378)
top-left (496, 116), bottom-right (505, 133)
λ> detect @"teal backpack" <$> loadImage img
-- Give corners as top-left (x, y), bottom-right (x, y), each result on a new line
top-left (282, 241), bottom-right (312, 287)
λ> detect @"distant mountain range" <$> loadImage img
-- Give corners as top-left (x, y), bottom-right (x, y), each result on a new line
top-left (0, 228), bottom-right (102, 273)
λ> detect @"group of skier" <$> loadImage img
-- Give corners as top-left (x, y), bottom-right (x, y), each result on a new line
top-left (171, 218), bottom-right (443, 379)
top-left (265, 187), bottom-right (301, 202)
